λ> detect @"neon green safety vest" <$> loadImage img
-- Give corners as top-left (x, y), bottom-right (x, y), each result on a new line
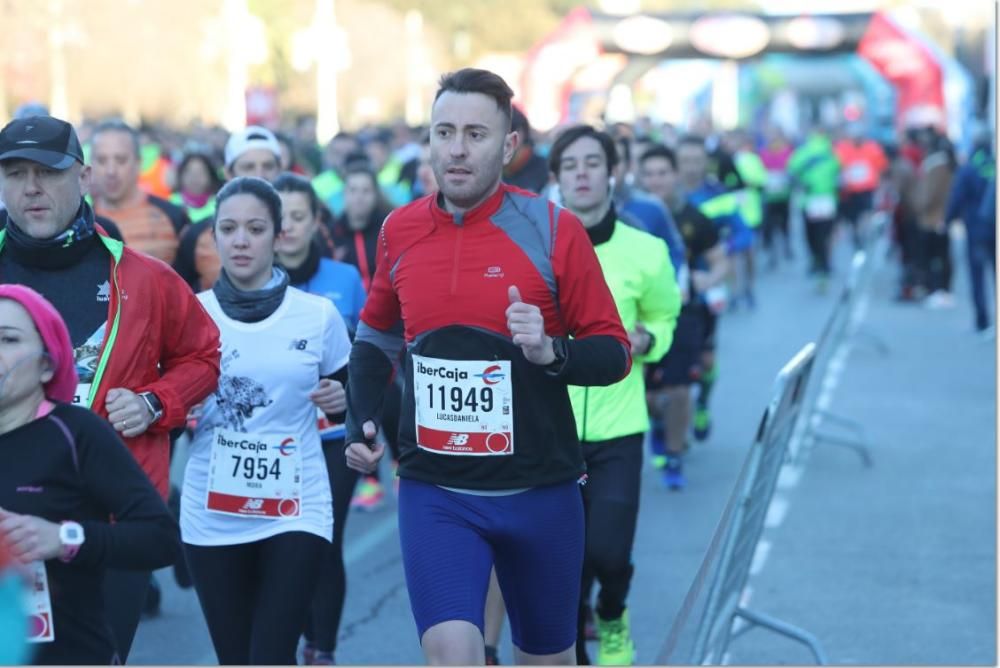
top-left (169, 193), bottom-right (216, 223)
top-left (378, 157), bottom-right (412, 207)
top-left (312, 170), bottom-right (346, 215)
top-left (568, 220), bottom-right (681, 442)
top-left (733, 151), bottom-right (767, 229)
top-left (788, 135), bottom-right (840, 197)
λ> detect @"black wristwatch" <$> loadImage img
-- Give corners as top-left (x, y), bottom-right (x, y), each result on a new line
top-left (642, 331), bottom-right (657, 356)
top-left (545, 336), bottom-right (570, 374)
top-left (139, 392), bottom-right (164, 424)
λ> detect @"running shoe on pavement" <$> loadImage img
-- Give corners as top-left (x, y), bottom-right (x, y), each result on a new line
top-left (663, 456), bottom-right (686, 491)
top-left (302, 642), bottom-right (316, 665)
top-left (142, 577), bottom-right (161, 618)
top-left (311, 651), bottom-right (335, 665)
top-left (351, 475), bottom-right (385, 511)
top-left (596, 608), bottom-right (636, 665)
top-left (692, 407), bottom-right (712, 442)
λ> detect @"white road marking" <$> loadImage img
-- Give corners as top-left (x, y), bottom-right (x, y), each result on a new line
top-left (750, 539), bottom-right (772, 576)
top-left (777, 465), bottom-right (803, 489)
top-left (765, 495), bottom-right (790, 529)
top-left (344, 513), bottom-right (400, 567)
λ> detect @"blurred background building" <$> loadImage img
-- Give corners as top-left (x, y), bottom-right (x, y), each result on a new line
top-left (0, 0), bottom-right (993, 146)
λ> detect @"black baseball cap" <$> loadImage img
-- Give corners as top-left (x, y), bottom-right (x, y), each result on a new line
top-left (0, 116), bottom-right (84, 169)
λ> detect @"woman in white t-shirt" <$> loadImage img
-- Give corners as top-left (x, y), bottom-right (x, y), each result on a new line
top-left (180, 177), bottom-right (352, 665)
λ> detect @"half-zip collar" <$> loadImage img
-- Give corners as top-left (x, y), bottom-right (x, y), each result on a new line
top-left (585, 203), bottom-right (618, 246)
top-left (431, 182), bottom-right (508, 228)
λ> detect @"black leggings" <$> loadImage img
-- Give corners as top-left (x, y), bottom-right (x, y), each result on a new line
top-left (805, 217), bottom-right (835, 274)
top-left (577, 434), bottom-right (643, 664)
top-left (185, 532), bottom-right (326, 665)
top-left (921, 228), bottom-right (953, 293)
top-left (102, 568), bottom-right (152, 662)
top-left (304, 438), bottom-right (361, 653)
top-left (762, 200), bottom-right (791, 251)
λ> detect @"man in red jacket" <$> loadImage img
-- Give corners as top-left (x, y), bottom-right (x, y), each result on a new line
top-left (345, 68), bottom-right (630, 665)
top-left (0, 115), bottom-right (220, 662)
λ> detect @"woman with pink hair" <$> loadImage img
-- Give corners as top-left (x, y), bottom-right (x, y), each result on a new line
top-left (0, 284), bottom-right (178, 665)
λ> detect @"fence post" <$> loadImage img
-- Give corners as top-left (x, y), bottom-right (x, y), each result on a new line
top-left (659, 344), bottom-right (826, 665)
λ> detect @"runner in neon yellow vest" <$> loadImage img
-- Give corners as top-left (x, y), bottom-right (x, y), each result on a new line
top-left (788, 127), bottom-right (841, 289)
top-left (551, 125), bottom-right (680, 666)
top-left (312, 133), bottom-right (360, 216)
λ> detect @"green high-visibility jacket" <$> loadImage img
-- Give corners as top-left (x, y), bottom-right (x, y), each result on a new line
top-left (788, 135), bottom-right (840, 197)
top-left (733, 151), bottom-right (768, 229)
top-left (312, 170), bottom-right (346, 215)
top-left (169, 193), bottom-right (216, 223)
top-left (569, 221), bottom-right (681, 442)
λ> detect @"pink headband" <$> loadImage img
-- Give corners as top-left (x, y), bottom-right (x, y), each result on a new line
top-left (0, 284), bottom-right (78, 403)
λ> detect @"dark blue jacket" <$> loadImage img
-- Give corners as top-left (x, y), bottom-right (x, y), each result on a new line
top-left (946, 147), bottom-right (995, 241)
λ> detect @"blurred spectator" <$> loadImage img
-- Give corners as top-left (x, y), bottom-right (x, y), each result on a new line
top-left (313, 132), bottom-right (360, 216)
top-left (364, 130), bottom-right (411, 206)
top-left (294, 115), bottom-right (324, 174)
top-left (275, 131), bottom-right (308, 176)
top-left (91, 120), bottom-right (189, 266)
top-left (336, 166), bottom-right (393, 291)
top-left (788, 126), bottom-right (840, 288)
top-left (223, 125), bottom-right (281, 181)
top-left (835, 124), bottom-right (889, 248)
top-left (503, 107), bottom-right (549, 194)
top-left (612, 135), bottom-right (687, 281)
top-left (170, 151), bottom-right (222, 224)
top-left (758, 125), bottom-right (794, 265)
top-left (946, 124), bottom-right (995, 331)
top-left (724, 128), bottom-right (767, 308)
top-left (413, 133), bottom-right (438, 199)
top-left (887, 136), bottom-right (924, 301)
top-left (913, 126), bottom-right (957, 308)
top-left (174, 127), bottom-right (282, 291)
top-left (137, 126), bottom-right (174, 200)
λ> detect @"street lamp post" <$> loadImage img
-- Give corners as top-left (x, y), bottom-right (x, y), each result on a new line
top-left (315, 0), bottom-right (340, 145)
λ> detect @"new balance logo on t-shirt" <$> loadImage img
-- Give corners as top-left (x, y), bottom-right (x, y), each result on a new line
top-left (289, 339), bottom-right (308, 351)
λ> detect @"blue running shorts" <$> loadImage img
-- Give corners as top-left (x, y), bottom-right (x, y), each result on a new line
top-left (397, 478), bottom-right (584, 655)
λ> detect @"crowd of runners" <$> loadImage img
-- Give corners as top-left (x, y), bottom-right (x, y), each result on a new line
top-left (0, 66), bottom-right (994, 666)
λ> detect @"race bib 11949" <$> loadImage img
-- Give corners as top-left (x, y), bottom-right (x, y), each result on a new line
top-left (206, 429), bottom-right (302, 518)
top-left (413, 355), bottom-right (514, 456)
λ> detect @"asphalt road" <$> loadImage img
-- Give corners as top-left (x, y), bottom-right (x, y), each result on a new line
top-left (130, 222), bottom-right (996, 665)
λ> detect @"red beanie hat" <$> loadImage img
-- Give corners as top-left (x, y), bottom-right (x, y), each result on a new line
top-left (0, 284), bottom-right (78, 403)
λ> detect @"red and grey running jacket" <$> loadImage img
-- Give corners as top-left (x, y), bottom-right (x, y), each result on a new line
top-left (345, 183), bottom-right (630, 490)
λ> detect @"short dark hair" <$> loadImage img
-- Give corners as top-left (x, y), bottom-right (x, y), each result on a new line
top-left (511, 107), bottom-right (532, 145)
top-left (176, 151), bottom-right (222, 195)
top-left (215, 176), bottom-right (283, 235)
top-left (343, 165), bottom-right (393, 219)
top-left (639, 144), bottom-right (677, 170)
top-left (272, 171), bottom-right (320, 217)
top-left (548, 125), bottom-right (619, 176)
top-left (92, 119), bottom-right (141, 159)
top-left (677, 134), bottom-right (708, 152)
top-left (616, 137), bottom-right (631, 166)
top-left (434, 68), bottom-right (514, 130)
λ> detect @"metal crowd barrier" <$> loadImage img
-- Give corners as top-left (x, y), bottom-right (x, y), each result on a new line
top-left (790, 211), bottom-right (891, 468)
top-left (657, 344), bottom-right (827, 665)
top-left (656, 210), bottom-right (892, 664)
